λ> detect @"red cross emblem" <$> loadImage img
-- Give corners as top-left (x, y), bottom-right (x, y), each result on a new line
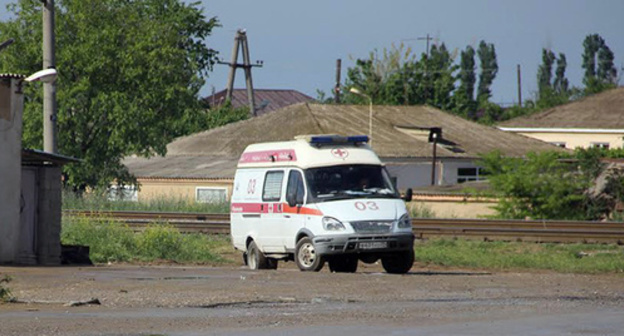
top-left (331, 148), bottom-right (349, 159)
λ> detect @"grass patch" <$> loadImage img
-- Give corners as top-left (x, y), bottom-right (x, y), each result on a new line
top-left (63, 189), bottom-right (229, 213)
top-left (0, 275), bottom-right (12, 302)
top-left (62, 216), bottom-right (233, 264)
top-left (408, 202), bottom-right (436, 218)
top-left (414, 238), bottom-right (624, 273)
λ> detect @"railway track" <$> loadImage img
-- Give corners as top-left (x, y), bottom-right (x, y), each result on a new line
top-left (63, 210), bottom-right (624, 244)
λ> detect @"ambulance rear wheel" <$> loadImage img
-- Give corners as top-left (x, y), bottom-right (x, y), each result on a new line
top-left (295, 237), bottom-right (325, 272)
top-left (266, 257), bottom-right (278, 270)
top-left (381, 250), bottom-right (414, 274)
top-left (246, 241), bottom-right (269, 270)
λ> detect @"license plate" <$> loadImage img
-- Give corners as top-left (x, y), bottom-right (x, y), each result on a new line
top-left (358, 242), bottom-right (388, 250)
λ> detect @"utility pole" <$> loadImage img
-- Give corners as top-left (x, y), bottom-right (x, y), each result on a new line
top-left (218, 29), bottom-right (263, 117)
top-left (334, 59), bottom-right (341, 103)
top-left (42, 0), bottom-right (57, 153)
top-left (517, 64), bottom-right (522, 107)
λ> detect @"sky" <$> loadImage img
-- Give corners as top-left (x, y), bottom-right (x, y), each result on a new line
top-left (2, 0), bottom-right (623, 105)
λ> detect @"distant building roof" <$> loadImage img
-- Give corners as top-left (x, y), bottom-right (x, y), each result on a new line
top-left (203, 88), bottom-right (314, 116)
top-left (499, 86), bottom-right (624, 129)
top-left (124, 103), bottom-right (561, 179)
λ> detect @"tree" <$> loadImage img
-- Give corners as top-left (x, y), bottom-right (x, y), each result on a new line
top-left (476, 40), bottom-right (498, 104)
top-left (537, 49), bottom-right (556, 97)
top-left (344, 42), bottom-right (456, 110)
top-left (453, 45), bottom-right (476, 118)
top-left (582, 33), bottom-right (617, 94)
top-left (479, 149), bottom-right (612, 220)
top-left (535, 50), bottom-right (571, 109)
top-left (553, 53), bottom-right (569, 94)
top-left (0, 0), bottom-right (219, 189)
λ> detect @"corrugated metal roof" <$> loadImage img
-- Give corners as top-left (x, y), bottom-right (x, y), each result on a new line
top-left (498, 86), bottom-right (624, 129)
top-left (124, 103), bottom-right (562, 179)
top-left (22, 148), bottom-right (80, 166)
top-left (0, 73), bottom-right (25, 79)
top-left (203, 88), bottom-right (314, 116)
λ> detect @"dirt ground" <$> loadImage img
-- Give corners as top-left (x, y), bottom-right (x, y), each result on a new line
top-left (1, 261), bottom-right (624, 335)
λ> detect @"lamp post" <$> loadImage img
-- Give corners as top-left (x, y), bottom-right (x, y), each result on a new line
top-left (349, 88), bottom-right (373, 147)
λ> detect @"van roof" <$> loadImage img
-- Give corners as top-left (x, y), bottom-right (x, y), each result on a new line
top-left (238, 135), bottom-right (382, 169)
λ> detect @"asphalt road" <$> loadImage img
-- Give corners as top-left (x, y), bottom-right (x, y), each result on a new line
top-left (1, 263), bottom-right (623, 335)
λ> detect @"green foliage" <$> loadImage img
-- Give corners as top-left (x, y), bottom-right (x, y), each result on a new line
top-left (62, 216), bottom-right (137, 262)
top-left (0, 0), bottom-right (220, 190)
top-left (582, 34), bottom-right (618, 95)
top-left (476, 40), bottom-right (498, 103)
top-left (479, 150), bottom-right (607, 220)
top-left (479, 147), bottom-right (624, 220)
top-left (344, 42), bottom-right (457, 109)
top-left (414, 239), bottom-right (624, 273)
top-left (453, 46), bottom-right (477, 118)
top-left (137, 223), bottom-right (184, 260)
top-left (408, 202), bottom-right (436, 218)
top-left (61, 216), bottom-right (229, 263)
top-left (0, 274), bottom-right (12, 302)
top-left (62, 188), bottom-right (230, 213)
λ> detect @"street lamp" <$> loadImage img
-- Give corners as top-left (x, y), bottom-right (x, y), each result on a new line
top-left (349, 87), bottom-right (373, 146)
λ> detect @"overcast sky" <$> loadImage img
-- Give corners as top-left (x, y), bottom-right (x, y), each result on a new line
top-left (2, 0), bottom-right (623, 104)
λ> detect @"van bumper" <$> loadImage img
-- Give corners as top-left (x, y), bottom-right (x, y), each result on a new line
top-left (313, 233), bottom-right (414, 256)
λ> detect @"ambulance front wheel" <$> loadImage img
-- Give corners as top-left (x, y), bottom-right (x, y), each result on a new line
top-left (295, 237), bottom-right (325, 272)
top-left (381, 250), bottom-right (414, 274)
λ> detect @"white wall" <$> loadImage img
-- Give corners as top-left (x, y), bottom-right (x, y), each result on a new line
top-left (0, 79), bottom-right (24, 263)
top-left (385, 158), bottom-right (480, 189)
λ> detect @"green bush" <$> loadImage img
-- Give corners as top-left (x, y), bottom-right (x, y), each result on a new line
top-left (61, 217), bottom-right (228, 264)
top-left (0, 275), bottom-right (12, 302)
top-left (62, 216), bottom-right (136, 263)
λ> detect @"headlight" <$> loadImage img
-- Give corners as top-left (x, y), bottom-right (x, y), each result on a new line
top-left (322, 216), bottom-right (345, 231)
top-left (397, 213), bottom-right (412, 229)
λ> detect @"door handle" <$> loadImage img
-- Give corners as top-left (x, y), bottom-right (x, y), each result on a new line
top-left (284, 215), bottom-right (291, 218)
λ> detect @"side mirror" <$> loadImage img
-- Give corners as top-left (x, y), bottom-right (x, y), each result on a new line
top-left (403, 188), bottom-right (413, 202)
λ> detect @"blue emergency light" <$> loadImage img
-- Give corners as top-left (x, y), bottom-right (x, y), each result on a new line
top-left (308, 135), bottom-right (369, 145)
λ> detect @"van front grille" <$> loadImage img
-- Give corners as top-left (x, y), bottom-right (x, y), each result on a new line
top-left (350, 221), bottom-right (393, 233)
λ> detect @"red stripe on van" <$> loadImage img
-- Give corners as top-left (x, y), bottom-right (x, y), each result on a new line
top-left (239, 149), bottom-right (297, 164)
top-left (231, 202), bottom-right (322, 216)
top-left (282, 203), bottom-right (323, 216)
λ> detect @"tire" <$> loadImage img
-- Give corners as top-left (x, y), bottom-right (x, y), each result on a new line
top-left (266, 257), bottom-right (279, 270)
top-left (295, 237), bottom-right (325, 272)
top-left (246, 241), bottom-right (269, 270)
top-left (381, 250), bottom-right (414, 274)
top-left (328, 255), bottom-right (358, 273)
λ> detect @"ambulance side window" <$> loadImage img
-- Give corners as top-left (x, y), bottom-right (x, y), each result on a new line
top-left (286, 170), bottom-right (305, 205)
top-left (262, 171), bottom-right (284, 201)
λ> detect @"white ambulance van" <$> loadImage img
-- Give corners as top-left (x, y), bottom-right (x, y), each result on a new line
top-left (230, 135), bottom-right (414, 274)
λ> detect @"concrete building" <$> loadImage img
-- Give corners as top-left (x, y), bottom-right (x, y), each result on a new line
top-left (1, 74), bottom-right (25, 264)
top-left (1, 74), bottom-right (78, 265)
top-left (498, 87), bottom-right (624, 149)
top-left (123, 103), bottom-right (560, 203)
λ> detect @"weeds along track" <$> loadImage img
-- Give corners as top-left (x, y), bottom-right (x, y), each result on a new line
top-left (63, 210), bottom-right (624, 244)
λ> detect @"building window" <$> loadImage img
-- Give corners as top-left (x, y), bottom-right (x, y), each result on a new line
top-left (108, 185), bottom-right (138, 202)
top-left (590, 142), bottom-right (610, 149)
top-left (457, 167), bottom-right (485, 184)
top-left (549, 142), bottom-right (566, 148)
top-left (262, 171), bottom-right (284, 201)
top-left (196, 187), bottom-right (228, 203)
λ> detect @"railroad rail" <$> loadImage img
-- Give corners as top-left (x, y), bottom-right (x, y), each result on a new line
top-left (63, 210), bottom-right (624, 244)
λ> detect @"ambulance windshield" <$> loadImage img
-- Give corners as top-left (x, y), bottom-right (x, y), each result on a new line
top-left (304, 164), bottom-right (399, 202)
